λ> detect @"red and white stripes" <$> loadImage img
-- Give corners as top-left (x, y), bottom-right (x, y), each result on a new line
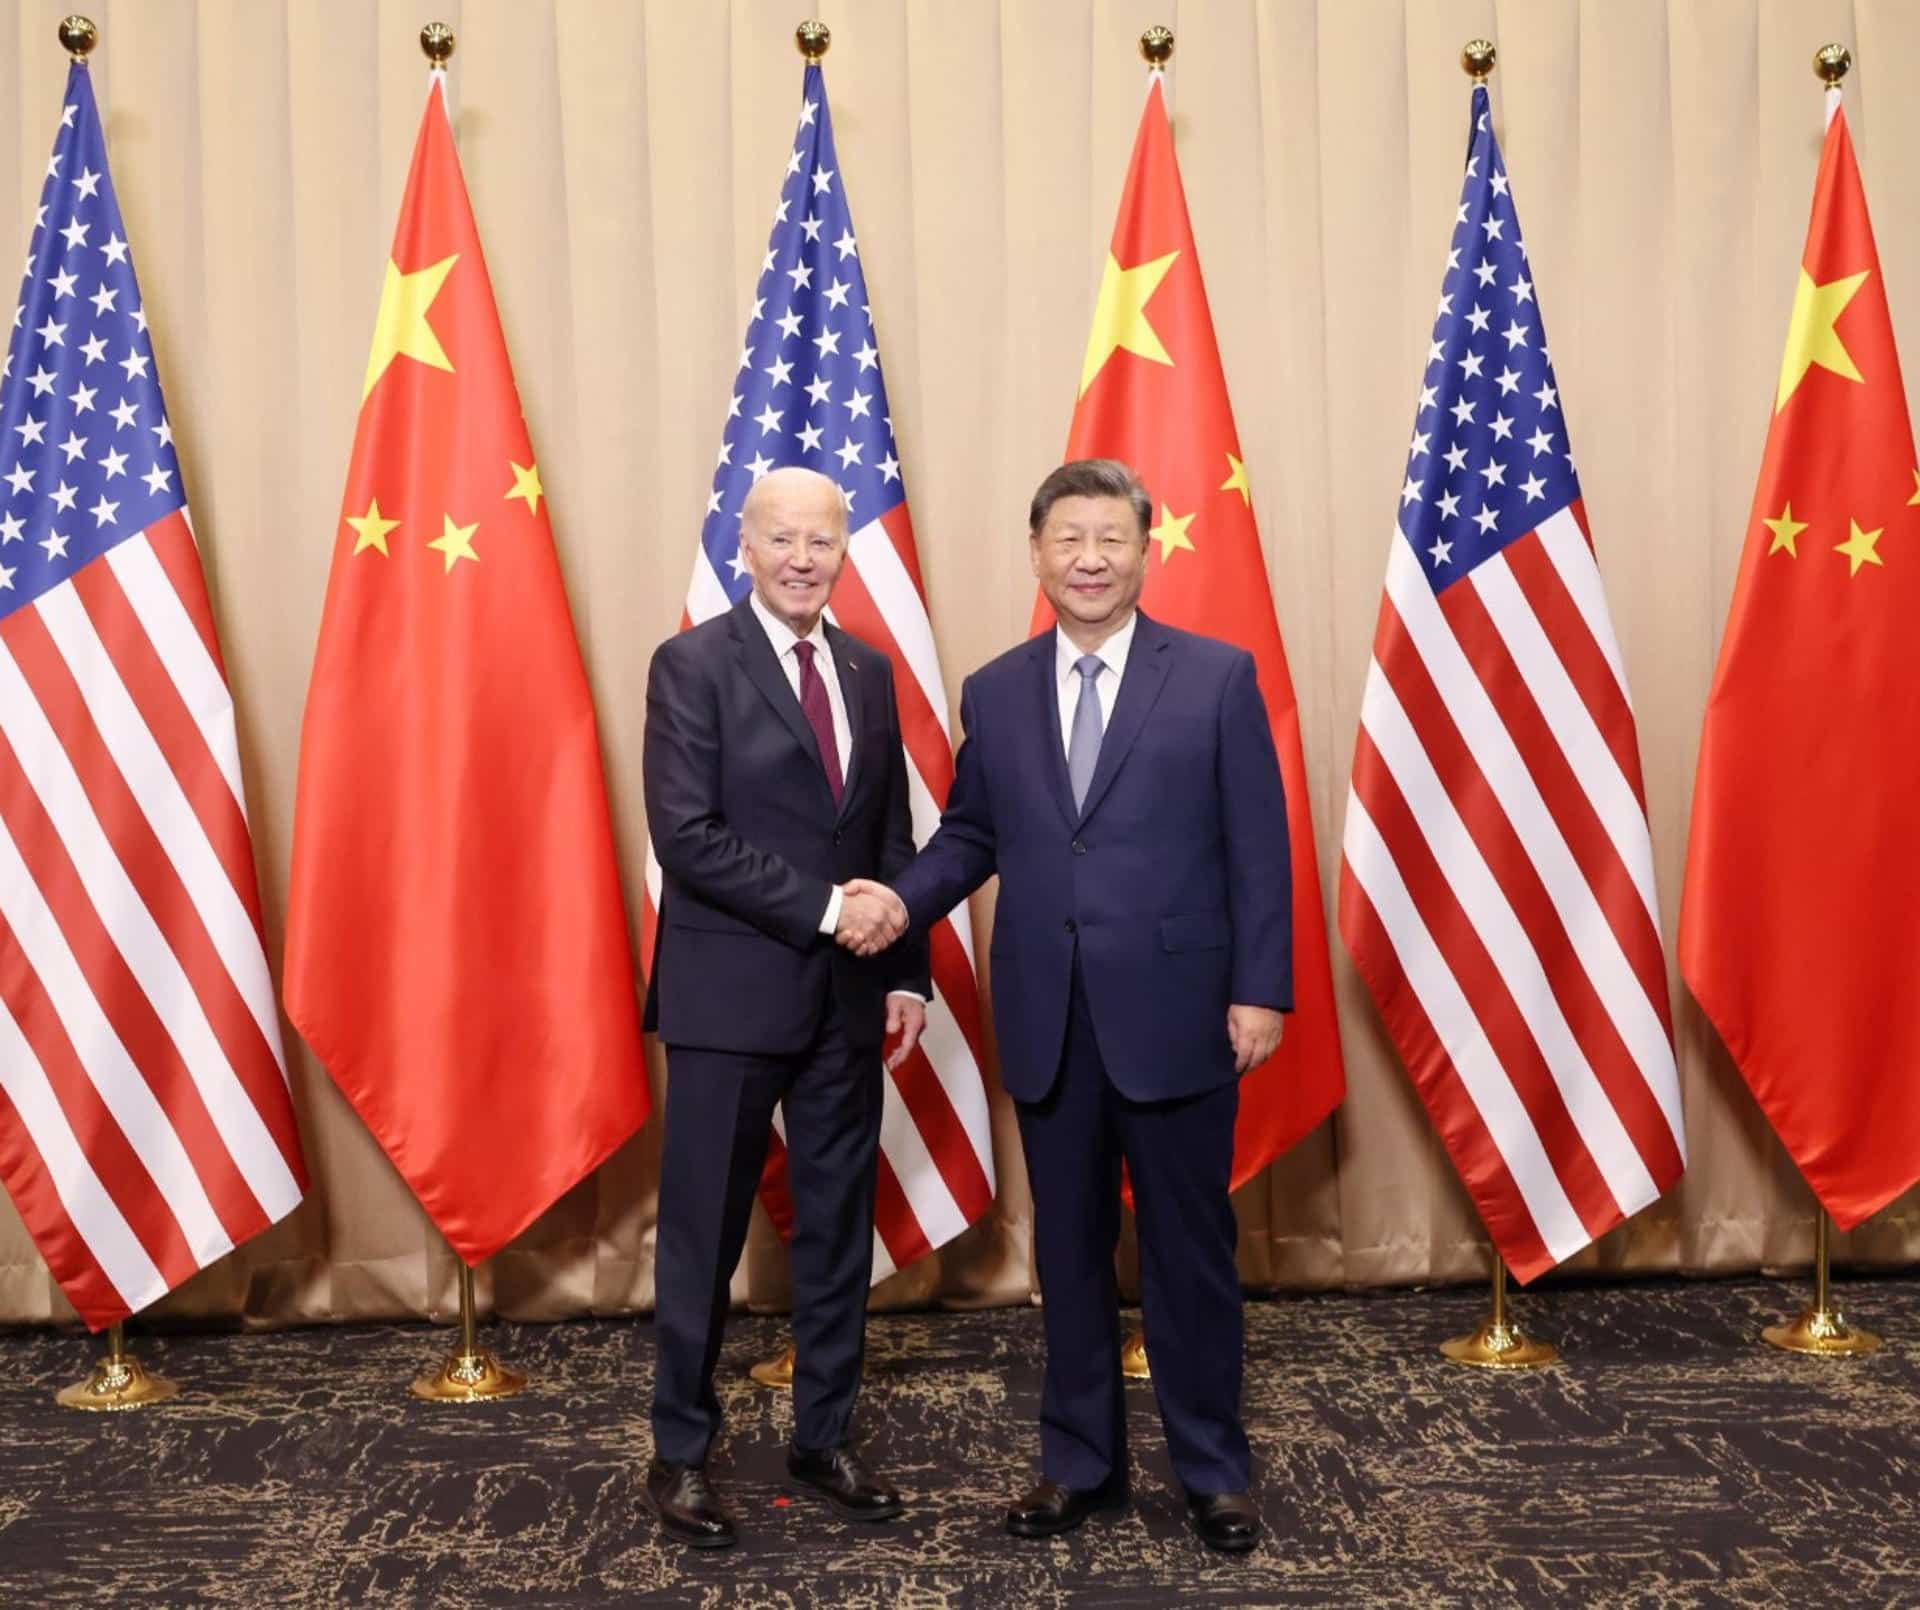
top-left (1340, 505), bottom-right (1683, 1280)
top-left (0, 511), bottom-right (304, 1327)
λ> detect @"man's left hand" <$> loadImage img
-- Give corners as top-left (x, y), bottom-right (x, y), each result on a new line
top-left (884, 994), bottom-right (927, 1071)
top-left (1226, 1004), bottom-right (1285, 1074)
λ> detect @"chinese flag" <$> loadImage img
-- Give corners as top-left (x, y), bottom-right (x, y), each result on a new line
top-left (283, 77), bottom-right (649, 1264)
top-left (1038, 76), bottom-right (1347, 1185)
top-left (1680, 92), bottom-right (1920, 1228)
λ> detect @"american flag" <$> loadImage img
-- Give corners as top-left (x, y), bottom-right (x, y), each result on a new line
top-left (645, 64), bottom-right (994, 1280)
top-left (1338, 84), bottom-right (1685, 1283)
top-left (0, 67), bottom-right (305, 1329)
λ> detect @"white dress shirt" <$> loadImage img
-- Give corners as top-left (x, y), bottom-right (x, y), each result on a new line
top-left (749, 590), bottom-right (852, 778)
top-left (1054, 610), bottom-right (1138, 756)
top-left (747, 597), bottom-right (914, 1003)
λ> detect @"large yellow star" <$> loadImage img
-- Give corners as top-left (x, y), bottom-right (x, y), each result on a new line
top-left (1761, 502), bottom-right (1807, 558)
top-left (362, 253), bottom-right (459, 401)
top-left (506, 459), bottom-right (543, 517)
top-left (1834, 517), bottom-right (1883, 576)
top-left (1148, 504), bottom-right (1196, 563)
top-left (1079, 249), bottom-right (1179, 396)
top-left (1775, 267), bottom-right (1869, 412)
top-left (345, 497), bottom-right (400, 557)
top-left (1220, 453), bottom-right (1251, 506)
top-left (427, 512), bottom-right (480, 573)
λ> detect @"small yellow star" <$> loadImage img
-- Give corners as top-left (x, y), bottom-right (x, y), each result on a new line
top-left (362, 253), bottom-right (459, 402)
top-left (1220, 453), bottom-right (1251, 507)
top-left (427, 512), bottom-right (480, 573)
top-left (1148, 504), bottom-right (1196, 564)
top-left (506, 460), bottom-right (544, 517)
top-left (1775, 267), bottom-right (1869, 412)
top-left (1908, 467), bottom-right (1920, 506)
top-left (1761, 502), bottom-right (1808, 558)
top-left (1834, 517), bottom-right (1884, 576)
top-left (345, 497), bottom-right (400, 557)
top-left (1079, 250), bottom-right (1179, 396)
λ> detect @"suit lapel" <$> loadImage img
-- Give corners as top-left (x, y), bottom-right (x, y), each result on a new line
top-left (825, 620), bottom-right (864, 821)
top-left (729, 601), bottom-right (838, 814)
top-left (1076, 613), bottom-right (1172, 826)
top-left (1030, 634), bottom-right (1078, 828)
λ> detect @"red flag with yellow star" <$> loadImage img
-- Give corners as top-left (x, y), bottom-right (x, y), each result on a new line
top-left (1038, 75), bottom-right (1346, 1186)
top-left (283, 75), bottom-right (649, 1264)
top-left (1680, 89), bottom-right (1920, 1228)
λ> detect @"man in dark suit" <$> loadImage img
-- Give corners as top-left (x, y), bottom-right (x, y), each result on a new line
top-left (846, 458), bottom-right (1289, 1553)
top-left (642, 466), bottom-right (925, 1549)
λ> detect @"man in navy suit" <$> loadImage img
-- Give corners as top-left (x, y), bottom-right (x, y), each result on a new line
top-left (642, 466), bottom-right (926, 1549)
top-left (846, 458), bottom-right (1288, 1553)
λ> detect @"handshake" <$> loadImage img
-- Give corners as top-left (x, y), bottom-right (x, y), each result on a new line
top-left (834, 878), bottom-right (907, 957)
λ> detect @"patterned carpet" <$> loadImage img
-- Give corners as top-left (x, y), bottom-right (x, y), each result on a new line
top-left (1, 1275), bottom-right (1917, 1607)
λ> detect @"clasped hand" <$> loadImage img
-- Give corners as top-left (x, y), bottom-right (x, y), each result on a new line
top-left (835, 878), bottom-right (907, 956)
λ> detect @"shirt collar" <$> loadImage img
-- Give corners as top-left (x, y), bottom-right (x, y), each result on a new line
top-left (749, 589), bottom-right (830, 662)
top-left (1055, 610), bottom-right (1139, 684)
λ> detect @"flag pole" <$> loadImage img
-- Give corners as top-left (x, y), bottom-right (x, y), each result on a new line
top-left (1440, 1250), bottom-right (1557, 1369)
top-left (411, 1258), bottom-right (529, 1401)
top-left (1111, 20), bottom-right (1178, 1390)
top-left (43, 10), bottom-right (180, 1417)
top-left (1762, 1206), bottom-right (1882, 1356)
top-left (1421, 35), bottom-right (1552, 1375)
top-left (743, 15), bottom-right (831, 1396)
top-left (56, 1320), bottom-right (181, 1410)
top-left (1749, 45), bottom-right (1884, 1366)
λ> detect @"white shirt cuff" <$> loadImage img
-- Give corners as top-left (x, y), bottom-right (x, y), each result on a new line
top-left (819, 885), bottom-right (843, 935)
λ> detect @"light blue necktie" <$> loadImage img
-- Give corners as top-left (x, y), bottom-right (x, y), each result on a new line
top-left (1067, 654), bottom-right (1104, 811)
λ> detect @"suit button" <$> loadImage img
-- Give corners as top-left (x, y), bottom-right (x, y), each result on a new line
top-left (832, 829), bottom-right (843, 845)
top-left (1071, 839), bottom-right (1087, 855)
top-left (1064, 918), bottom-right (1077, 934)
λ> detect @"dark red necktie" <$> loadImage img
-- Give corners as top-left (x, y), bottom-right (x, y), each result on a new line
top-left (792, 640), bottom-right (844, 805)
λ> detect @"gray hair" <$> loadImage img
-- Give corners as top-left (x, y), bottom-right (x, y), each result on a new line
top-left (1027, 459), bottom-right (1152, 540)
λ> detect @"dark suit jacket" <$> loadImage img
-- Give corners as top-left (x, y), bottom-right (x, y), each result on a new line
top-left (890, 612), bottom-right (1291, 1103)
top-left (642, 598), bottom-right (929, 1055)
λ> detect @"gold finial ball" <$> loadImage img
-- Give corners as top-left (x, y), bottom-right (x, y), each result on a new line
top-left (58, 15), bottom-right (98, 60)
top-left (796, 20), bottom-right (831, 62)
top-left (1140, 25), bottom-right (1174, 68)
top-left (1461, 39), bottom-right (1497, 81)
top-left (1813, 43), bottom-right (1852, 86)
top-left (420, 22), bottom-right (455, 66)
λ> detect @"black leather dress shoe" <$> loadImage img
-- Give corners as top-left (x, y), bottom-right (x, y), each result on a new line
top-left (644, 1457), bottom-right (736, 1549)
top-left (786, 1444), bottom-right (905, 1521)
top-left (1005, 1475), bottom-right (1129, 1538)
top-left (1188, 1490), bottom-right (1261, 1553)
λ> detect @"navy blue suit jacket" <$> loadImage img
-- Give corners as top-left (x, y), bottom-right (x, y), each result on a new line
top-left (891, 613), bottom-right (1291, 1104)
top-left (642, 599), bottom-right (929, 1055)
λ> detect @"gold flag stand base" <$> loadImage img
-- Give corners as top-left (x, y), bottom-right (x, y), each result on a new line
top-left (56, 1323), bottom-right (179, 1411)
top-left (1120, 1328), bottom-right (1151, 1381)
top-left (1440, 1259), bottom-right (1557, 1369)
top-left (749, 1341), bottom-right (796, 1389)
top-left (1762, 1210), bottom-right (1882, 1358)
top-left (410, 1264), bottom-right (528, 1402)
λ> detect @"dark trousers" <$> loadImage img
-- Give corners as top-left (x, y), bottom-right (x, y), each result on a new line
top-left (650, 1000), bottom-right (882, 1465)
top-left (1015, 964), bottom-right (1250, 1496)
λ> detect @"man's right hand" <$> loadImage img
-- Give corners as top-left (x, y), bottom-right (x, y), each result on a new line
top-left (836, 879), bottom-right (907, 956)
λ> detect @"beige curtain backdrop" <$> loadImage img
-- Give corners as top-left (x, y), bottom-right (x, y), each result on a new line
top-left (0, 0), bottom-right (1914, 1328)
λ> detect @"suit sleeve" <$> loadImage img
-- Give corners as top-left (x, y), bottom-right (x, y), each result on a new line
top-left (643, 637), bottom-right (833, 951)
top-left (892, 676), bottom-right (1000, 934)
top-left (1219, 649), bottom-right (1294, 1010)
top-left (877, 669), bottom-right (933, 998)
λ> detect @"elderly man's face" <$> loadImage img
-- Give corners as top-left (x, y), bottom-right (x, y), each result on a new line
top-left (739, 470), bottom-right (848, 634)
top-left (1030, 493), bottom-right (1148, 641)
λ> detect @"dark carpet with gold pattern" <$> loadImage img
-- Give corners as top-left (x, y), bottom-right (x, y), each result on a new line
top-left (2, 1275), bottom-right (1918, 1607)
